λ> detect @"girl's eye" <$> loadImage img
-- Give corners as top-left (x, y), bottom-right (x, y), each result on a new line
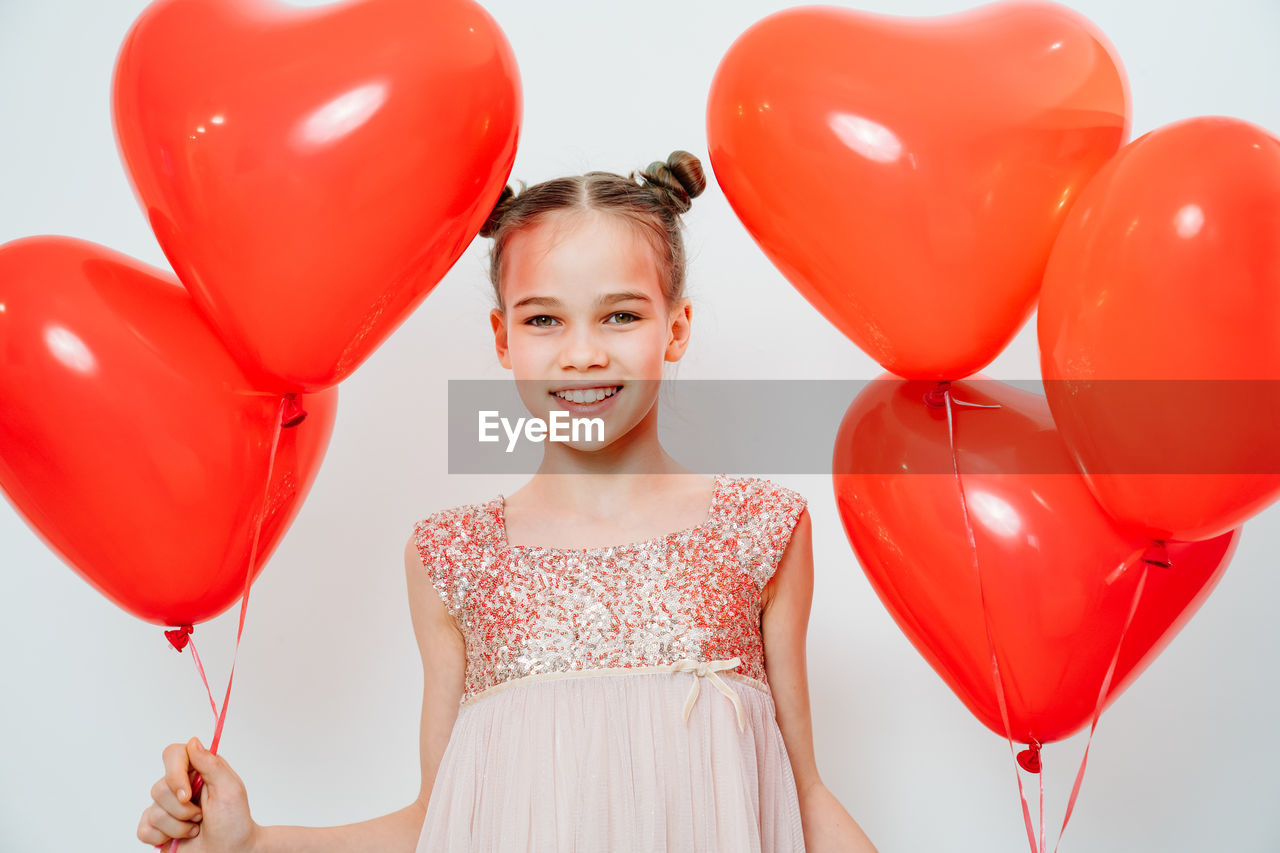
top-left (525, 315), bottom-right (558, 327)
top-left (606, 312), bottom-right (640, 324)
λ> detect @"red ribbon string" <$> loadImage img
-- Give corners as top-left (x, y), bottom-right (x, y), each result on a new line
top-left (165, 626), bottom-right (219, 720)
top-left (157, 394), bottom-right (296, 852)
top-left (935, 384), bottom-right (1041, 852)
top-left (936, 382), bottom-right (1152, 853)
top-left (1050, 554), bottom-right (1149, 853)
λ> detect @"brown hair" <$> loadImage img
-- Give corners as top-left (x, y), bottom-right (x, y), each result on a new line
top-left (480, 150), bottom-right (707, 312)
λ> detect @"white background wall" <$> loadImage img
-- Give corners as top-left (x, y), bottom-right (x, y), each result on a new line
top-left (2, 1), bottom-right (1277, 851)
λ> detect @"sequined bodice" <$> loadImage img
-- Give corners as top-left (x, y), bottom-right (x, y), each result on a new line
top-left (412, 474), bottom-right (807, 706)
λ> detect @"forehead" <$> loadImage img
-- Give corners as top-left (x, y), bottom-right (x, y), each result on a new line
top-left (503, 210), bottom-right (662, 300)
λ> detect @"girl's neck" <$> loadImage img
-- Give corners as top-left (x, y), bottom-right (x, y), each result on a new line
top-left (498, 470), bottom-right (721, 551)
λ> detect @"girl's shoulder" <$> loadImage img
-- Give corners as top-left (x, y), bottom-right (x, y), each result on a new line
top-left (717, 476), bottom-right (809, 588)
top-left (411, 494), bottom-right (503, 553)
top-left (716, 474), bottom-right (808, 523)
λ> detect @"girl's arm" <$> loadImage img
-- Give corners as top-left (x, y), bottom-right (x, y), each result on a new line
top-left (762, 509), bottom-right (881, 853)
top-left (253, 536), bottom-right (467, 853)
top-left (252, 802), bottom-right (427, 853)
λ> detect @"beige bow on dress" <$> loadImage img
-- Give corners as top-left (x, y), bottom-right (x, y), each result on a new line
top-left (670, 657), bottom-right (746, 732)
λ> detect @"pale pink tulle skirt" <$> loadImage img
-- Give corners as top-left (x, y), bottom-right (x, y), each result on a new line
top-left (415, 670), bottom-right (807, 852)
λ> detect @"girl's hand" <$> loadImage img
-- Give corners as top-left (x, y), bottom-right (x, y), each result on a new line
top-left (136, 737), bottom-right (261, 852)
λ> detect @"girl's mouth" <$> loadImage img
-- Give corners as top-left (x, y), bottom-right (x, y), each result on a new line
top-left (548, 384), bottom-right (623, 413)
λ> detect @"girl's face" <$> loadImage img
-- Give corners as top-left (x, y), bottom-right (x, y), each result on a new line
top-left (490, 209), bottom-right (692, 450)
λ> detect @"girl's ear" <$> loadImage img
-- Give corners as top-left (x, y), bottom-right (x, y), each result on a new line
top-left (664, 298), bottom-right (693, 362)
top-left (491, 308), bottom-right (512, 369)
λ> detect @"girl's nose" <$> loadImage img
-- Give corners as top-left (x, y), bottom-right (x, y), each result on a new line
top-left (558, 328), bottom-right (609, 370)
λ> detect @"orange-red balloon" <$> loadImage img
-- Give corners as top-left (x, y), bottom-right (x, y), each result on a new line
top-left (832, 376), bottom-right (1237, 744)
top-left (112, 0), bottom-right (522, 392)
top-left (707, 1), bottom-right (1129, 380)
top-left (0, 236), bottom-right (337, 626)
top-left (1039, 116), bottom-right (1280, 542)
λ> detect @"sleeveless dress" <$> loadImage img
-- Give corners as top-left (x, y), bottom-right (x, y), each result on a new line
top-left (410, 473), bottom-right (809, 852)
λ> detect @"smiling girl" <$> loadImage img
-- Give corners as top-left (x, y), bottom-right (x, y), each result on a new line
top-left (137, 151), bottom-right (879, 853)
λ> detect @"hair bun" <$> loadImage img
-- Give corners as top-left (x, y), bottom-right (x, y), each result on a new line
top-left (640, 150), bottom-right (707, 215)
top-left (479, 183), bottom-right (518, 238)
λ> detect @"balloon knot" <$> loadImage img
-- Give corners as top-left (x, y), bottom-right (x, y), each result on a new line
top-left (165, 624), bottom-right (194, 652)
top-left (922, 381), bottom-right (952, 408)
top-left (282, 393), bottom-right (308, 428)
top-left (1143, 538), bottom-right (1172, 568)
top-left (1016, 741), bottom-right (1042, 774)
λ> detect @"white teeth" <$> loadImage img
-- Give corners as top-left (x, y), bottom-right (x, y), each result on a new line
top-left (553, 385), bottom-right (621, 404)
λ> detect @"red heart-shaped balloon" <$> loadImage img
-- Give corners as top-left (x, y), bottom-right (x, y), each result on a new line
top-left (112, 0), bottom-right (521, 392)
top-left (832, 376), bottom-right (1237, 743)
top-left (1039, 116), bottom-right (1280, 542)
top-left (0, 236), bottom-right (337, 626)
top-left (707, 1), bottom-right (1129, 379)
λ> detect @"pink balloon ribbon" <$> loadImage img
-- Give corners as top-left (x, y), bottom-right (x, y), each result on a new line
top-left (156, 394), bottom-right (297, 851)
top-left (936, 382), bottom-right (1150, 853)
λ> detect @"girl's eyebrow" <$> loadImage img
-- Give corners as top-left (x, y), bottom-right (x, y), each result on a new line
top-left (511, 291), bottom-right (653, 310)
